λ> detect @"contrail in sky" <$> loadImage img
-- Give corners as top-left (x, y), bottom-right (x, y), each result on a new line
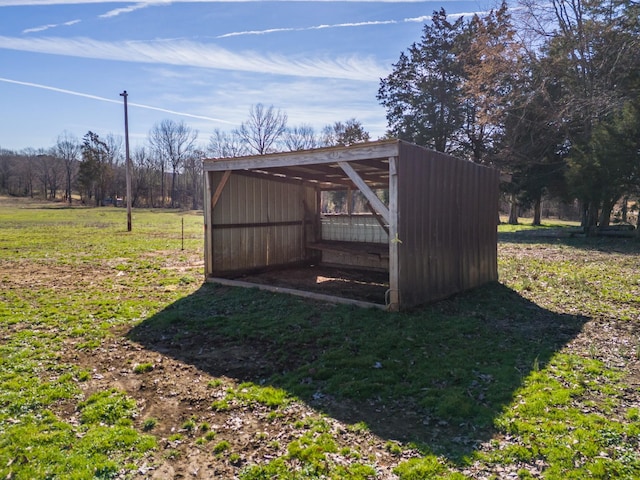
top-left (0, 76), bottom-right (234, 124)
top-left (216, 11), bottom-right (489, 38)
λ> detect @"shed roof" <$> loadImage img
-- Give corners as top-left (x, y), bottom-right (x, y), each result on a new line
top-left (202, 139), bottom-right (402, 190)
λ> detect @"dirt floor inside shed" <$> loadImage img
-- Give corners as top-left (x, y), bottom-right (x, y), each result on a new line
top-left (231, 265), bottom-right (390, 305)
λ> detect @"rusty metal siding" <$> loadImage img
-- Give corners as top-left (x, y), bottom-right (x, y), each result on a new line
top-left (209, 171), bottom-right (317, 275)
top-left (397, 143), bottom-right (498, 307)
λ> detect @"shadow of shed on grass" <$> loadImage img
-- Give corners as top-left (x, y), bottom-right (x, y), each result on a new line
top-left (127, 281), bottom-right (587, 461)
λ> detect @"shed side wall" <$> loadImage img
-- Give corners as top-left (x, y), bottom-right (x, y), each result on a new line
top-left (397, 143), bottom-right (499, 307)
top-left (209, 171), bottom-right (317, 275)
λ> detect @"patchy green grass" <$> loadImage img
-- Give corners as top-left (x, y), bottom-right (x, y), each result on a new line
top-left (0, 201), bottom-right (202, 479)
top-left (1, 200), bottom-right (639, 479)
top-left (214, 382), bottom-right (292, 411)
top-left (239, 416), bottom-right (378, 480)
top-left (132, 362), bottom-right (155, 374)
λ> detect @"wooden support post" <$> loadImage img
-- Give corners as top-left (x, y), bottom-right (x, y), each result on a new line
top-left (206, 170), bottom-right (231, 277)
top-left (203, 171), bottom-right (213, 277)
top-left (387, 156), bottom-right (400, 311)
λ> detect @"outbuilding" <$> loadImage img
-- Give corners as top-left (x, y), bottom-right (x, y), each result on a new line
top-left (203, 139), bottom-right (499, 311)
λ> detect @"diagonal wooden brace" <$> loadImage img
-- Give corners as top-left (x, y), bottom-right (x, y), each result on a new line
top-left (338, 161), bottom-right (389, 224)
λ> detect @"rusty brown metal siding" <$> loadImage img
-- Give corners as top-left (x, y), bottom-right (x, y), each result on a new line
top-left (397, 143), bottom-right (498, 307)
top-left (209, 171), bottom-right (317, 275)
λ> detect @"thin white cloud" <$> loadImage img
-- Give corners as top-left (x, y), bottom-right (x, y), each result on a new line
top-left (0, 36), bottom-right (387, 81)
top-left (217, 20), bottom-right (399, 38)
top-left (99, 1), bottom-right (168, 18)
top-left (144, 76), bottom-right (387, 138)
top-left (23, 24), bottom-right (59, 34)
top-left (23, 19), bottom-right (81, 34)
top-left (217, 10), bottom-right (492, 39)
top-left (0, 76), bottom-right (235, 123)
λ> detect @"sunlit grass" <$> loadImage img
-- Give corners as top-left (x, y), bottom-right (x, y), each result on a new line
top-left (498, 216), bottom-right (580, 232)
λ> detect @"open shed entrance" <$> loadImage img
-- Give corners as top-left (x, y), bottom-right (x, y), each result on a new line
top-left (203, 139), bottom-right (499, 311)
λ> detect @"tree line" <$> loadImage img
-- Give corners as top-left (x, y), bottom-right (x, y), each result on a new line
top-left (0, 105), bottom-right (370, 210)
top-left (378, 0), bottom-right (639, 228)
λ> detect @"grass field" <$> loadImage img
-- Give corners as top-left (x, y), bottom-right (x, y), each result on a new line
top-left (1, 196), bottom-right (639, 479)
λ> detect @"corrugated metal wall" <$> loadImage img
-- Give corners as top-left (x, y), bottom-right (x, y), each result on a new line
top-left (209, 171), bottom-right (318, 275)
top-left (396, 143), bottom-right (499, 307)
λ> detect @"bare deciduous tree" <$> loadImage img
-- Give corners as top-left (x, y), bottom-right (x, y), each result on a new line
top-left (283, 124), bottom-right (318, 151)
top-left (235, 104), bottom-right (287, 155)
top-left (0, 148), bottom-right (14, 195)
top-left (16, 149), bottom-right (35, 197)
top-left (183, 149), bottom-right (204, 210)
top-left (131, 146), bottom-right (153, 207)
top-left (149, 119), bottom-right (198, 208)
top-left (46, 153), bottom-right (65, 200)
top-left (55, 131), bottom-right (81, 204)
top-left (207, 129), bottom-right (248, 158)
top-left (34, 153), bottom-right (49, 199)
top-left (104, 134), bottom-right (123, 201)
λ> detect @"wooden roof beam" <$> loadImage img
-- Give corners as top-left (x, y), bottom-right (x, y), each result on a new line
top-left (203, 140), bottom-right (400, 172)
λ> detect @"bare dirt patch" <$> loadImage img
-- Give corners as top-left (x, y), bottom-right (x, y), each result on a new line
top-left (64, 328), bottom-right (410, 479)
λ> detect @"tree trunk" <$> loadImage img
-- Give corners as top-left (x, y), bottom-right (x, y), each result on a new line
top-left (67, 172), bottom-right (71, 204)
top-left (191, 174), bottom-right (198, 210)
top-left (532, 195), bottom-right (542, 226)
top-left (171, 170), bottom-right (177, 208)
top-left (585, 200), bottom-right (599, 236)
top-left (598, 198), bottom-right (617, 229)
top-left (160, 164), bottom-right (165, 208)
top-left (581, 202), bottom-right (588, 229)
top-left (598, 209), bottom-right (610, 228)
top-left (508, 194), bottom-right (518, 225)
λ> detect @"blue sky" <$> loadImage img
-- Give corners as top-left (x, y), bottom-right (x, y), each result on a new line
top-left (0, 0), bottom-right (503, 152)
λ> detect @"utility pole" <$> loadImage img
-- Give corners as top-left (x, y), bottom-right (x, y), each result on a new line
top-left (120, 90), bottom-right (132, 232)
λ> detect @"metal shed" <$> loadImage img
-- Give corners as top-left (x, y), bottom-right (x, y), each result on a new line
top-left (203, 139), bottom-right (499, 311)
